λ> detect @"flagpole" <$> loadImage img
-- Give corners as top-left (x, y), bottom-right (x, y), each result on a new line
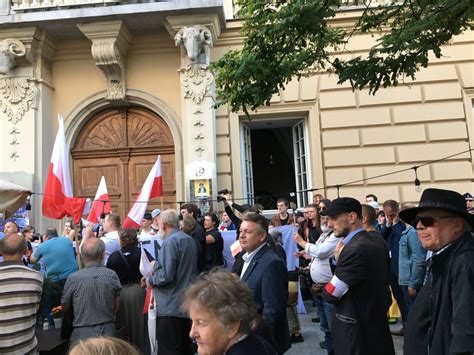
top-left (74, 228), bottom-right (82, 270)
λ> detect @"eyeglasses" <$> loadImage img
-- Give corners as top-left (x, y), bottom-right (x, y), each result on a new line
top-left (411, 215), bottom-right (455, 227)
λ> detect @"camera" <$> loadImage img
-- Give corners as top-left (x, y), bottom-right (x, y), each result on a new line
top-left (217, 188), bottom-right (229, 202)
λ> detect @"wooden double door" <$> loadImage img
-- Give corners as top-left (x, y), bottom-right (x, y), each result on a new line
top-left (72, 107), bottom-right (176, 220)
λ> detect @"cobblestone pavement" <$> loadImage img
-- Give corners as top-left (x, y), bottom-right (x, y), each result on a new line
top-left (287, 302), bottom-right (404, 355)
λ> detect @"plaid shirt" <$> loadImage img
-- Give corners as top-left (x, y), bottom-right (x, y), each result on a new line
top-left (61, 263), bottom-right (122, 327)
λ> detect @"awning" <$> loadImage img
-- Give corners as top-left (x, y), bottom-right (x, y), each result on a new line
top-left (0, 179), bottom-right (30, 214)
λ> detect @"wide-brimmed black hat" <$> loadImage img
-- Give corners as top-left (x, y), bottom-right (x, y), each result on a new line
top-left (399, 188), bottom-right (474, 228)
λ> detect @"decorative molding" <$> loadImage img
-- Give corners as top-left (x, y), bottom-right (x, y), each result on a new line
top-left (182, 63), bottom-right (214, 105)
top-left (77, 21), bottom-right (132, 105)
top-left (0, 39), bottom-right (26, 75)
top-left (0, 77), bottom-right (37, 160)
top-left (174, 25), bottom-right (213, 65)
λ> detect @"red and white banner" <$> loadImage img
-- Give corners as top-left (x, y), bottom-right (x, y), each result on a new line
top-left (123, 156), bottom-right (163, 229)
top-left (42, 115), bottom-right (86, 224)
top-left (325, 274), bottom-right (349, 299)
top-left (87, 176), bottom-right (111, 223)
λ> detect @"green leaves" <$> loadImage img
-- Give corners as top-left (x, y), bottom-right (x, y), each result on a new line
top-left (213, 0), bottom-right (473, 112)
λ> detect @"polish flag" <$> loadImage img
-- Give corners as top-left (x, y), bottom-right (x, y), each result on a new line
top-left (42, 115), bottom-right (86, 224)
top-left (87, 176), bottom-right (111, 223)
top-left (123, 156), bottom-right (163, 229)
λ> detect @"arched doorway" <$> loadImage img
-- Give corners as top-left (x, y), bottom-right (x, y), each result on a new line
top-left (71, 107), bottom-right (176, 220)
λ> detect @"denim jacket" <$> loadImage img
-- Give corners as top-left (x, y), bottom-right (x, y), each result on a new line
top-left (398, 225), bottom-right (427, 289)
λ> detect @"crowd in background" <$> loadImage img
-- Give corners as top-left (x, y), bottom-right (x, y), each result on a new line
top-left (0, 188), bottom-right (473, 355)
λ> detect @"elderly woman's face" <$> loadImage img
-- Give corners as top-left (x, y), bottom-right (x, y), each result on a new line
top-left (189, 302), bottom-right (238, 355)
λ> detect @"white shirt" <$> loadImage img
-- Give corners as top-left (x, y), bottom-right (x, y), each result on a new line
top-left (138, 232), bottom-right (163, 260)
top-left (306, 231), bottom-right (339, 284)
top-left (240, 244), bottom-right (266, 279)
top-left (100, 231), bottom-right (120, 264)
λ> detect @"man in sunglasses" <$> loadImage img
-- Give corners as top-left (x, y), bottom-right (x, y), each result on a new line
top-left (321, 197), bottom-right (394, 355)
top-left (400, 188), bottom-right (474, 355)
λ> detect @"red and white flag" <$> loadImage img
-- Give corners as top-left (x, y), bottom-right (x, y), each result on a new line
top-left (325, 274), bottom-right (349, 299)
top-left (42, 115), bottom-right (86, 224)
top-left (87, 176), bottom-right (111, 223)
top-left (123, 156), bottom-right (163, 229)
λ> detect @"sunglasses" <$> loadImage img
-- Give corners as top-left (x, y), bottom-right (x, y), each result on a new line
top-left (411, 215), bottom-right (455, 227)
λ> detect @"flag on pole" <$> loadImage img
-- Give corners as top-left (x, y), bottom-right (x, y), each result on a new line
top-left (123, 156), bottom-right (163, 229)
top-left (87, 176), bottom-right (111, 223)
top-left (42, 115), bottom-right (86, 224)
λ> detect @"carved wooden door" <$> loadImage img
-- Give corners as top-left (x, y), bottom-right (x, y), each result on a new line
top-left (72, 107), bottom-right (176, 220)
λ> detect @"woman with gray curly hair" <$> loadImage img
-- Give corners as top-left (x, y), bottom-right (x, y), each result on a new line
top-left (182, 269), bottom-right (276, 355)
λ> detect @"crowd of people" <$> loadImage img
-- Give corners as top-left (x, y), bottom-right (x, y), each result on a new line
top-left (0, 187), bottom-right (473, 355)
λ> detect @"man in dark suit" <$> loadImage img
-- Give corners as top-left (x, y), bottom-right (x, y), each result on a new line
top-left (236, 212), bottom-right (291, 354)
top-left (321, 198), bottom-right (394, 355)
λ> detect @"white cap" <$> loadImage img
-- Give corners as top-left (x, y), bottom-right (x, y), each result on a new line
top-left (368, 200), bottom-right (380, 210)
top-left (151, 208), bottom-right (161, 219)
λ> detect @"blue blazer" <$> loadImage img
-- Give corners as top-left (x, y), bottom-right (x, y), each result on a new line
top-left (241, 245), bottom-right (291, 354)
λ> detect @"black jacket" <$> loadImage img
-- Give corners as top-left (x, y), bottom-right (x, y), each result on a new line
top-left (323, 230), bottom-right (394, 355)
top-left (405, 232), bottom-right (474, 355)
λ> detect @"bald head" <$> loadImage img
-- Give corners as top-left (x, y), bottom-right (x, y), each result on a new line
top-left (81, 238), bottom-right (105, 264)
top-left (1, 234), bottom-right (26, 260)
top-left (4, 221), bottom-right (18, 237)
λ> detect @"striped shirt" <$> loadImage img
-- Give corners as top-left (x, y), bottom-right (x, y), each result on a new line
top-left (0, 261), bottom-right (43, 355)
top-left (61, 263), bottom-right (122, 327)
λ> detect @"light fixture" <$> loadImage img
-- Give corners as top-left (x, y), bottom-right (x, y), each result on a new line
top-left (25, 193), bottom-right (32, 218)
top-left (413, 166), bottom-right (421, 193)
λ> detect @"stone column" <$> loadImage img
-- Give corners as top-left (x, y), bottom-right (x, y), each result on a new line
top-left (0, 28), bottom-right (56, 231)
top-left (165, 14), bottom-right (222, 209)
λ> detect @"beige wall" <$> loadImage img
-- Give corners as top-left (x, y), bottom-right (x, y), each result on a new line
top-left (52, 33), bottom-right (182, 130)
top-left (213, 24), bottom-right (474, 205)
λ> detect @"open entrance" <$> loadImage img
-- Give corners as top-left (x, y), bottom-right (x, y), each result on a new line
top-left (241, 119), bottom-right (310, 210)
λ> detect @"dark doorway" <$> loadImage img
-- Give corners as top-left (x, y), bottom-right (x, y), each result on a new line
top-left (250, 128), bottom-right (296, 210)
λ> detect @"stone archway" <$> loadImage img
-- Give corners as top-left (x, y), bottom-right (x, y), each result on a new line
top-left (71, 106), bottom-right (176, 219)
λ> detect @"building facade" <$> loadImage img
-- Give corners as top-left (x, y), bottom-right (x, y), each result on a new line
top-left (0, 0), bottom-right (472, 229)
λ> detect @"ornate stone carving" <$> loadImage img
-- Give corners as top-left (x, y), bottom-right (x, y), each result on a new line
top-left (0, 39), bottom-right (26, 75)
top-left (182, 64), bottom-right (213, 105)
top-left (90, 41), bottom-right (127, 103)
top-left (175, 25), bottom-right (212, 64)
top-left (0, 77), bottom-right (37, 160)
top-left (78, 22), bottom-right (131, 105)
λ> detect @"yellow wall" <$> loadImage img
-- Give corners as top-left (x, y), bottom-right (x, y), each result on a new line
top-left (213, 23), bottom-right (474, 204)
top-left (52, 32), bottom-right (182, 127)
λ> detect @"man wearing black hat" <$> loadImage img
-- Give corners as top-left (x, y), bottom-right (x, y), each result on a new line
top-left (401, 188), bottom-right (474, 355)
top-left (321, 197), bottom-right (394, 355)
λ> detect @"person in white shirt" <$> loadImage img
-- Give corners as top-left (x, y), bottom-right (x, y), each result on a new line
top-left (139, 210), bottom-right (163, 260)
top-left (294, 214), bottom-right (338, 353)
top-left (100, 213), bottom-right (121, 264)
top-left (139, 213), bottom-right (154, 239)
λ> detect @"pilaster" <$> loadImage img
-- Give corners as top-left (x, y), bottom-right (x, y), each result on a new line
top-left (0, 27), bottom-right (56, 231)
top-left (165, 14), bottom-right (223, 208)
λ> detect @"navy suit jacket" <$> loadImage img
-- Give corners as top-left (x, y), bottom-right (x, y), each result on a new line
top-left (240, 245), bottom-right (291, 354)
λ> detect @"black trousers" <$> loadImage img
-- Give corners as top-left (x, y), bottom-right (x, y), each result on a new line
top-left (156, 316), bottom-right (193, 355)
